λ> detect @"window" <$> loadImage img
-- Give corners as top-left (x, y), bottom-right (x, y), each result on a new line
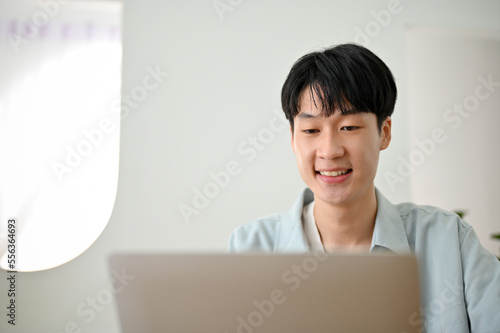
top-left (0, 1), bottom-right (122, 271)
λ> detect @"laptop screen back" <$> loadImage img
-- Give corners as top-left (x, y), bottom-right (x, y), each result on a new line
top-left (109, 253), bottom-right (421, 333)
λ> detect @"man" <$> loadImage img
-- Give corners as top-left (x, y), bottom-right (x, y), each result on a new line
top-left (228, 44), bottom-right (500, 332)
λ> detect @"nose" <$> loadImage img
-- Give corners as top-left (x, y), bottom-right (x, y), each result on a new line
top-left (317, 131), bottom-right (345, 160)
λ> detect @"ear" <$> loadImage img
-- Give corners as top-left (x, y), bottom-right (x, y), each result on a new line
top-left (380, 117), bottom-right (392, 151)
top-left (290, 125), bottom-right (295, 154)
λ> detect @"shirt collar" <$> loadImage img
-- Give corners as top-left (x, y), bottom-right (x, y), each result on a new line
top-left (275, 188), bottom-right (411, 255)
top-left (275, 188), bottom-right (312, 253)
top-left (370, 188), bottom-right (411, 254)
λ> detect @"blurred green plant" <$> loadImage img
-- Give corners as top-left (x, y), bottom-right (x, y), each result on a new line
top-left (454, 210), bottom-right (466, 219)
top-left (492, 233), bottom-right (500, 260)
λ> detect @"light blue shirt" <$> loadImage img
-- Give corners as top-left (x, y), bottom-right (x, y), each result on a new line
top-left (228, 188), bottom-right (500, 332)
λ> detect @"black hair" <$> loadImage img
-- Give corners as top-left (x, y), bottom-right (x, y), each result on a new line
top-left (281, 43), bottom-right (397, 131)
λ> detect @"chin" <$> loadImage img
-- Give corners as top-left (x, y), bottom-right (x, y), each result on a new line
top-left (314, 188), bottom-right (353, 205)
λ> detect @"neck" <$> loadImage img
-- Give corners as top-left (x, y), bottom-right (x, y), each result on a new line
top-left (313, 186), bottom-right (377, 251)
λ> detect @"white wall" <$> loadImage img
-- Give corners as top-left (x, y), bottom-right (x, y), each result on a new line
top-left (407, 28), bottom-right (500, 255)
top-left (1, 0), bottom-right (500, 332)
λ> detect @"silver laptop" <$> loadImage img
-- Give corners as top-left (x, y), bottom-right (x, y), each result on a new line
top-left (109, 253), bottom-right (421, 333)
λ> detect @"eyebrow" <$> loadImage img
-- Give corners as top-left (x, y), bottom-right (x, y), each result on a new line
top-left (296, 112), bottom-right (317, 119)
top-left (296, 108), bottom-right (362, 119)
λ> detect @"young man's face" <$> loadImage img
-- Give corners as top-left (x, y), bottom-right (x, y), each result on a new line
top-left (291, 90), bottom-right (391, 207)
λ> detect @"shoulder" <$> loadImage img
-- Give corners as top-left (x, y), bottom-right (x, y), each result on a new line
top-left (227, 188), bottom-right (313, 253)
top-left (396, 202), bottom-right (471, 235)
top-left (390, 200), bottom-right (478, 254)
top-left (228, 213), bottom-right (284, 252)
top-left (375, 188), bottom-right (475, 254)
top-left (375, 189), bottom-right (473, 251)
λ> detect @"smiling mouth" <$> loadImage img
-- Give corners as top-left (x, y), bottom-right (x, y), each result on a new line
top-left (318, 169), bottom-right (352, 177)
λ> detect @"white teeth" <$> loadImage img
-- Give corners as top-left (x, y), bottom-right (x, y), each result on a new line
top-left (319, 170), bottom-right (350, 176)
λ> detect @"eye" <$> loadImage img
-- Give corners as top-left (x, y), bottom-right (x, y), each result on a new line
top-left (341, 126), bottom-right (358, 131)
top-left (303, 129), bottom-right (319, 134)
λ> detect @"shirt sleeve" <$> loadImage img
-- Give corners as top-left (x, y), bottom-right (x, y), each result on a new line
top-left (460, 225), bottom-right (500, 332)
top-left (227, 218), bottom-right (280, 253)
